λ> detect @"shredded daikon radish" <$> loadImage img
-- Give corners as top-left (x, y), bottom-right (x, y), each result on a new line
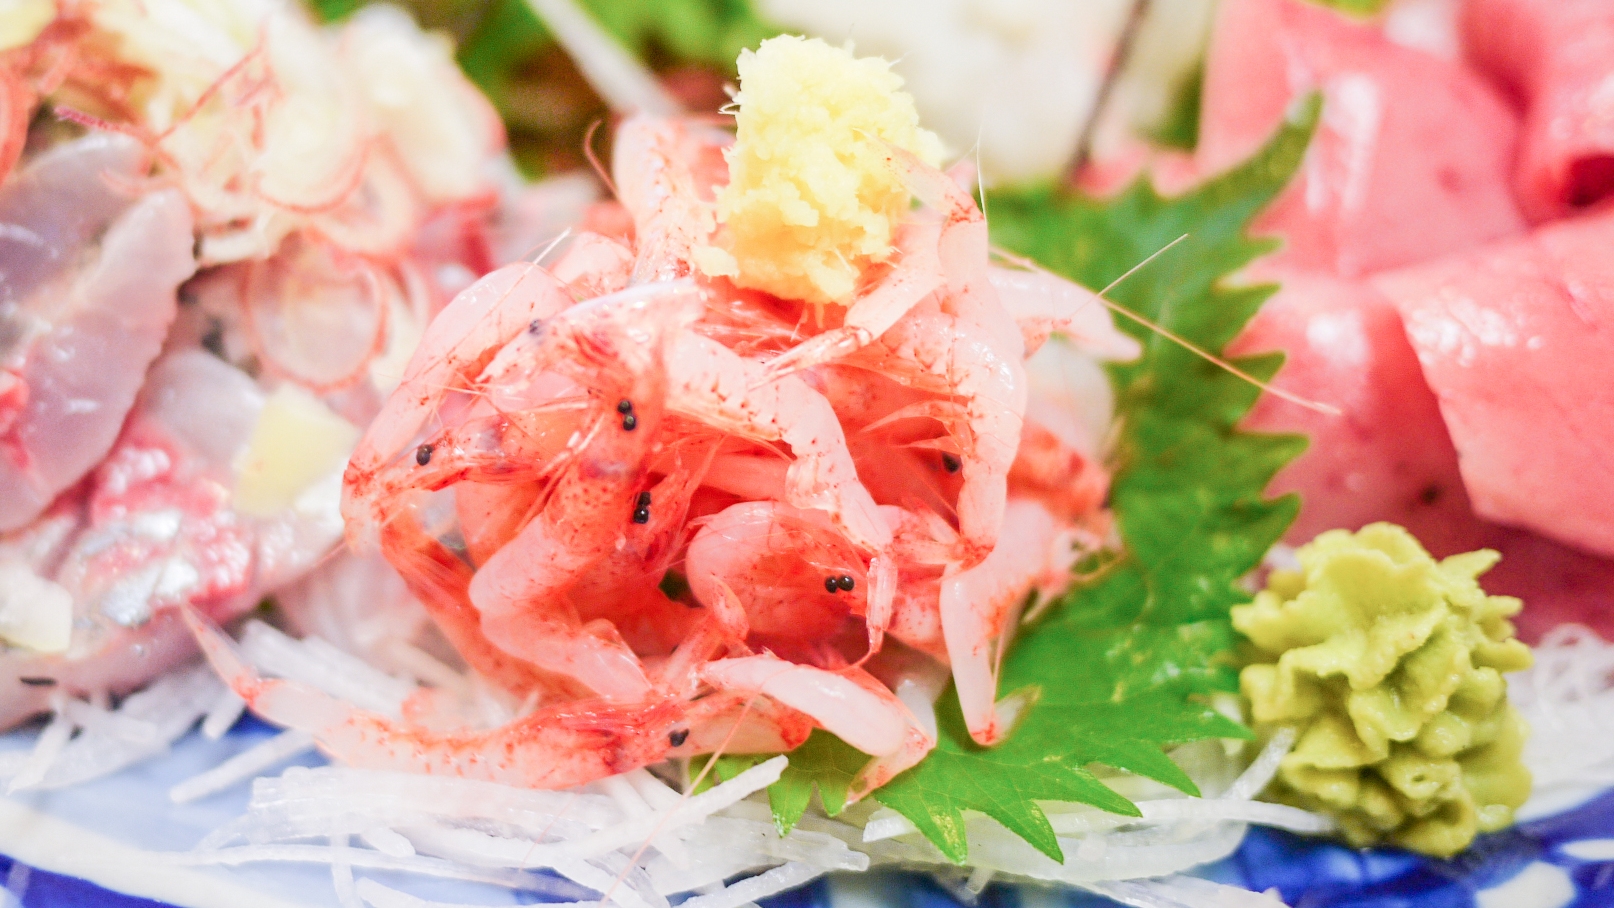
top-left (169, 729), bottom-right (316, 804)
top-left (678, 861), bottom-right (823, 908)
top-left (172, 674), bottom-right (1328, 905)
top-left (8, 700), bottom-right (72, 792)
top-left (0, 665), bottom-right (220, 791)
top-left (201, 687), bottom-right (247, 740)
top-left (1084, 875), bottom-right (1286, 908)
top-left (354, 878), bottom-right (596, 908)
top-left (1512, 625), bottom-right (1614, 796)
top-left (239, 621), bottom-right (415, 715)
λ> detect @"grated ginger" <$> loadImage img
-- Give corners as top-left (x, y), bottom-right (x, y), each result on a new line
top-left (694, 35), bottom-right (944, 307)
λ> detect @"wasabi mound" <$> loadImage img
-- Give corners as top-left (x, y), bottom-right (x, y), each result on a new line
top-left (1233, 523), bottom-right (1533, 856)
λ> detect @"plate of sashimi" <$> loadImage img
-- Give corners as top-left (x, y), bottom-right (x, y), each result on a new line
top-left (0, 0), bottom-right (1611, 906)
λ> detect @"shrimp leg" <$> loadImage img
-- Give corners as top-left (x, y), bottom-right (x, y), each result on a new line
top-left (701, 654), bottom-right (934, 801)
top-left (940, 498), bottom-right (1060, 746)
top-left (667, 334), bottom-right (891, 553)
top-left (760, 219), bottom-right (945, 378)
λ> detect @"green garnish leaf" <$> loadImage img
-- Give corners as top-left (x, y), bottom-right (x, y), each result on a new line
top-left (696, 730), bottom-right (870, 836)
top-left (1306, 0), bottom-right (1392, 15)
top-left (871, 97), bottom-right (1320, 864)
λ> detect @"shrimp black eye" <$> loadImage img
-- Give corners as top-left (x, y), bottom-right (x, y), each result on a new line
top-left (617, 399), bottom-right (634, 414)
top-left (942, 453), bottom-right (961, 473)
top-left (415, 444), bottom-right (434, 466)
top-left (631, 508), bottom-right (651, 524)
top-left (621, 413), bottom-right (638, 431)
top-left (825, 576), bottom-right (840, 593)
top-left (668, 728), bottom-right (689, 747)
top-left (837, 575), bottom-right (856, 592)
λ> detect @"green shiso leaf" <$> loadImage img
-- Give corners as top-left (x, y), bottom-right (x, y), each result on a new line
top-left (694, 730), bottom-right (869, 836)
top-left (450, 0), bottom-right (775, 106)
top-left (868, 96), bottom-right (1320, 864)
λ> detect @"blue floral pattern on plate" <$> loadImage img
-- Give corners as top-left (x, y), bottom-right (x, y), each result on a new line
top-left (1, 719), bottom-right (1610, 908)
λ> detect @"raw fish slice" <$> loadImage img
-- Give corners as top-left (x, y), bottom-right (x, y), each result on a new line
top-left (1372, 211), bottom-right (1614, 559)
top-left (1199, 0), bottom-right (1525, 275)
top-left (1462, 0), bottom-right (1614, 221)
top-left (0, 352), bottom-right (346, 727)
top-left (1481, 526), bottom-right (1614, 643)
top-left (0, 136), bottom-right (197, 531)
top-left (1230, 272), bottom-right (1479, 554)
top-left (1232, 273), bottom-right (1614, 641)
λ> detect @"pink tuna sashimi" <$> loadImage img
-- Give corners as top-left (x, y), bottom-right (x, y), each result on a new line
top-left (1462, 0), bottom-right (1614, 222)
top-left (1232, 271), bottom-right (1614, 641)
top-left (1199, 0), bottom-right (1525, 276)
top-left (1230, 272), bottom-right (1480, 554)
top-left (1481, 525), bottom-right (1614, 643)
top-left (1372, 210), bottom-right (1614, 559)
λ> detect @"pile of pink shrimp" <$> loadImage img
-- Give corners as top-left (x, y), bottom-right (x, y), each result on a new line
top-left (195, 111), bottom-right (1136, 801)
top-left (0, 0), bottom-right (545, 732)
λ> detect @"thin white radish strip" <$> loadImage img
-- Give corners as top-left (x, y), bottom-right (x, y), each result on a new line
top-left (201, 688), bottom-right (248, 740)
top-left (1046, 798), bottom-right (1333, 835)
top-left (240, 622), bottom-right (414, 715)
top-left (1084, 874), bottom-right (1285, 908)
top-left (169, 730), bottom-right (316, 804)
top-left (155, 844), bottom-right (539, 889)
top-left (8, 704), bottom-right (73, 792)
top-left (676, 862), bottom-right (821, 908)
top-left (395, 826), bottom-right (658, 908)
top-left (355, 877), bottom-right (596, 908)
top-left (60, 699), bottom-right (158, 746)
top-left (558, 756), bottom-right (786, 861)
top-left (360, 827), bottom-right (415, 858)
top-left (1223, 728), bottom-right (1295, 802)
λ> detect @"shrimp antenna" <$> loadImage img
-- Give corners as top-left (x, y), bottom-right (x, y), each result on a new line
top-left (582, 118), bottom-right (618, 199)
top-left (996, 238), bottom-right (1343, 416)
top-left (523, 226), bottom-right (574, 266)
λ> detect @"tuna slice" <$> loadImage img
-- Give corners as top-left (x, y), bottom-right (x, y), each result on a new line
top-left (1372, 210), bottom-right (1614, 558)
top-left (1199, 0), bottom-right (1525, 276)
top-left (0, 135), bottom-right (198, 532)
top-left (1462, 0), bottom-right (1614, 222)
top-left (1233, 272), bottom-right (1614, 640)
top-left (1230, 272), bottom-right (1479, 554)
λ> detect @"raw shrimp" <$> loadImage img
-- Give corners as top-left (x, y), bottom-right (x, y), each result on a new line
top-left (612, 114), bottom-right (728, 283)
top-left (0, 135), bottom-right (197, 532)
top-left (989, 264), bottom-right (1144, 361)
top-left (942, 498), bottom-right (1067, 745)
top-left (684, 501), bottom-right (875, 656)
top-left (342, 262), bottom-right (575, 539)
top-left (666, 333), bottom-right (891, 554)
top-left (701, 653), bottom-right (935, 795)
top-left (252, 98), bottom-right (1125, 799)
top-left (466, 287), bottom-right (699, 701)
top-left (188, 607), bottom-right (784, 788)
top-left (847, 305), bottom-right (1026, 560)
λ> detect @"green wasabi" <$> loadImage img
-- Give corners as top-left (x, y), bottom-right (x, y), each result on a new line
top-left (1233, 523), bottom-right (1533, 857)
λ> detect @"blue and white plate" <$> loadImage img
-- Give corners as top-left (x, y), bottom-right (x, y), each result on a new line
top-left (0, 719), bottom-right (1608, 908)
